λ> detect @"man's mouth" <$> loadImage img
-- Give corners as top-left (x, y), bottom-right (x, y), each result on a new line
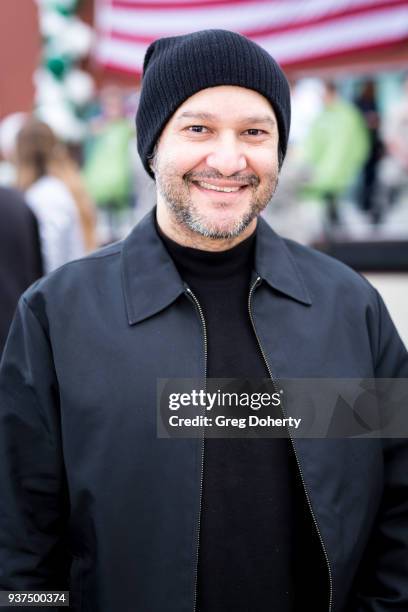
top-left (186, 171), bottom-right (258, 196)
top-left (191, 180), bottom-right (251, 195)
top-left (195, 181), bottom-right (243, 193)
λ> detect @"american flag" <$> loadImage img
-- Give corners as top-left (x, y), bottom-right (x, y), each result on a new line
top-left (93, 0), bottom-right (408, 75)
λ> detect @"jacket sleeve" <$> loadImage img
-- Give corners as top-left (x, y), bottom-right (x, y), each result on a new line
top-left (0, 296), bottom-right (70, 594)
top-left (350, 289), bottom-right (408, 611)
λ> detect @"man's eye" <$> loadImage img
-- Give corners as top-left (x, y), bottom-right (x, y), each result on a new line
top-left (244, 129), bottom-right (266, 136)
top-left (187, 125), bottom-right (208, 133)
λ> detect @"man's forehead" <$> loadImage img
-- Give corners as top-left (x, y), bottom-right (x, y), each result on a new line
top-left (174, 110), bottom-right (277, 128)
top-left (170, 86), bottom-right (277, 127)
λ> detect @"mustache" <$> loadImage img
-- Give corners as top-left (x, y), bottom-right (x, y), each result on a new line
top-left (185, 171), bottom-right (259, 187)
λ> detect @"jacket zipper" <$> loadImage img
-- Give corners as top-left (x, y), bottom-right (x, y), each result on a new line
top-left (184, 285), bottom-right (207, 612)
top-left (248, 275), bottom-right (333, 612)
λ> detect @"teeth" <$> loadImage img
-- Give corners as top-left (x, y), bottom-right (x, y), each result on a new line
top-left (197, 181), bottom-right (241, 193)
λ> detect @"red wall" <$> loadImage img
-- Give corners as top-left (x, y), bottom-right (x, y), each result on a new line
top-left (0, 0), bottom-right (40, 120)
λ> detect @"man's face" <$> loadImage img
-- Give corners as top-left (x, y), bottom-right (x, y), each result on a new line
top-left (152, 85), bottom-right (280, 240)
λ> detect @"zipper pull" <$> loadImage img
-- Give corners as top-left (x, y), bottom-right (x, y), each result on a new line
top-left (250, 275), bottom-right (262, 293)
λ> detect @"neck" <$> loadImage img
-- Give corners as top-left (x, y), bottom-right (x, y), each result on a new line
top-left (156, 203), bottom-right (258, 252)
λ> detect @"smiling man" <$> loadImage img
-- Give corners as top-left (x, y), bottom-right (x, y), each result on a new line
top-left (152, 86), bottom-right (280, 246)
top-left (1, 29), bottom-right (408, 612)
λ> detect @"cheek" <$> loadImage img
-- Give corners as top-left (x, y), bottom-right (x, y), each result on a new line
top-left (157, 139), bottom-right (209, 176)
top-left (250, 150), bottom-right (279, 178)
top-left (178, 145), bottom-right (212, 175)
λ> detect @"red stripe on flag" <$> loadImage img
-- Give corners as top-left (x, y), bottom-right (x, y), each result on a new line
top-left (99, 59), bottom-right (143, 76)
top-left (281, 32), bottom-right (408, 65)
top-left (112, 0), bottom-right (271, 9)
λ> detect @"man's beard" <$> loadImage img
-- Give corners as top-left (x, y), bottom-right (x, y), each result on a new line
top-left (155, 162), bottom-right (279, 240)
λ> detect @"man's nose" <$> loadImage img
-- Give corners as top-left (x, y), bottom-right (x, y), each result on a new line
top-left (205, 136), bottom-right (247, 176)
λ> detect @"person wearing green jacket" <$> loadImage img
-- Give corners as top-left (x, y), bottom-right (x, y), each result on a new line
top-left (83, 86), bottom-right (133, 242)
top-left (301, 81), bottom-right (369, 225)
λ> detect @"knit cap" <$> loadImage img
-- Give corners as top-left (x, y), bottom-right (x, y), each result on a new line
top-left (136, 29), bottom-right (291, 178)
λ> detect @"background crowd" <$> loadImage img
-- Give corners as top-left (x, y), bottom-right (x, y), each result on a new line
top-left (2, 74), bottom-right (408, 248)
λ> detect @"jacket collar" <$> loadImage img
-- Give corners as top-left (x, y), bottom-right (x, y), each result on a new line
top-left (254, 215), bottom-right (312, 306)
top-left (121, 208), bottom-right (311, 325)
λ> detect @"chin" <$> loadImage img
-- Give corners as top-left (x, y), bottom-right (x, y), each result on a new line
top-left (186, 211), bottom-right (254, 239)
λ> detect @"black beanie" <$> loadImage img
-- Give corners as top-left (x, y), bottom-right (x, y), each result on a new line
top-left (136, 29), bottom-right (291, 178)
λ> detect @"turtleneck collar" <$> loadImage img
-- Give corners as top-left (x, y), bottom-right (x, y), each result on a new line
top-left (155, 216), bottom-right (257, 282)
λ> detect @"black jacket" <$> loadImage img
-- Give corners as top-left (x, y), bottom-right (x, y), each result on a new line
top-left (0, 209), bottom-right (407, 611)
top-left (0, 187), bottom-right (42, 355)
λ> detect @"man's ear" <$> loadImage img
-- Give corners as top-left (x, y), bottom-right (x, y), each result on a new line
top-left (148, 163), bottom-right (156, 179)
top-left (147, 143), bottom-right (158, 175)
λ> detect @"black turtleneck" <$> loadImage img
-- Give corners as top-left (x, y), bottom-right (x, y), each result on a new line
top-left (156, 220), bottom-right (327, 612)
top-left (156, 225), bottom-right (263, 379)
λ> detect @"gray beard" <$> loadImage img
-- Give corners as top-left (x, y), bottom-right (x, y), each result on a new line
top-left (166, 199), bottom-right (259, 239)
top-left (156, 169), bottom-right (279, 240)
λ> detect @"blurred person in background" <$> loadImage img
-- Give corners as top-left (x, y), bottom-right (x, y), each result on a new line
top-left (0, 186), bottom-right (42, 355)
top-left (301, 81), bottom-right (369, 228)
top-left (15, 118), bottom-right (97, 274)
top-left (378, 73), bottom-right (408, 211)
top-left (354, 79), bottom-right (383, 223)
top-left (262, 79), bottom-right (323, 244)
top-left (0, 112), bottom-right (27, 186)
top-left (130, 137), bottom-right (156, 224)
top-left (83, 85), bottom-right (134, 243)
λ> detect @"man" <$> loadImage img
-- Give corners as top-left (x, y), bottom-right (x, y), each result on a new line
top-left (0, 186), bottom-right (42, 355)
top-left (0, 30), bottom-right (407, 612)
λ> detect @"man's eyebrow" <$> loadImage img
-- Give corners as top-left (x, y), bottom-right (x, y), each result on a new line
top-left (241, 115), bottom-right (277, 128)
top-left (175, 111), bottom-right (276, 128)
top-left (175, 111), bottom-right (218, 122)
